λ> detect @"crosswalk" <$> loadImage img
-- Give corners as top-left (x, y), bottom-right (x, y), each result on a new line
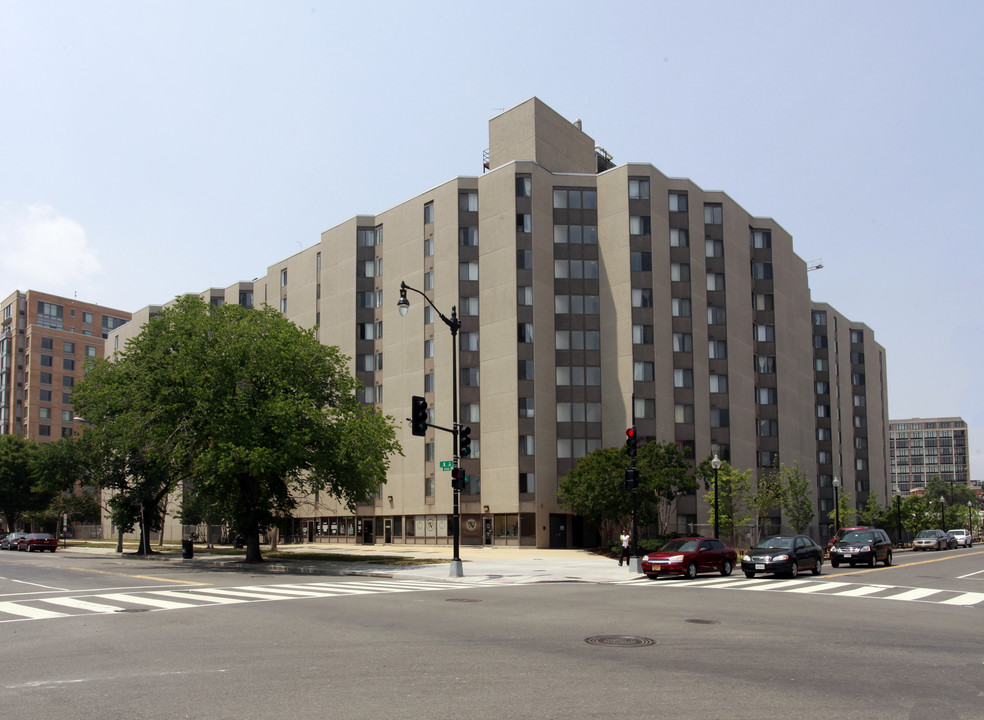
top-left (0, 579), bottom-right (468, 623)
top-left (620, 574), bottom-right (984, 608)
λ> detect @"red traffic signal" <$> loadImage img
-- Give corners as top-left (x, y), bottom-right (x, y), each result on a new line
top-left (625, 427), bottom-right (637, 457)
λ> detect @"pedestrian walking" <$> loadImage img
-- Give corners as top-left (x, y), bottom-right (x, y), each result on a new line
top-left (619, 530), bottom-right (631, 566)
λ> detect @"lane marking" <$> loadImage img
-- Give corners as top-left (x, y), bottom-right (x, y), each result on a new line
top-left (40, 597), bottom-right (128, 613)
top-left (0, 601), bottom-right (69, 619)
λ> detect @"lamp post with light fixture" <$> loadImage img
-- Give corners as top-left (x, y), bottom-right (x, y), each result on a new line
top-left (833, 476), bottom-right (841, 536)
top-left (711, 455), bottom-right (722, 539)
top-left (397, 281), bottom-right (463, 578)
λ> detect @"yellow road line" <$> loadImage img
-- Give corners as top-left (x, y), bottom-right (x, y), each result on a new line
top-left (832, 549), bottom-right (984, 577)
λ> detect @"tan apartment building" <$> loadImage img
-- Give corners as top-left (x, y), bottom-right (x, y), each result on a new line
top-left (0, 290), bottom-right (130, 442)
top-left (108, 98), bottom-right (890, 548)
top-left (889, 416), bottom-right (970, 494)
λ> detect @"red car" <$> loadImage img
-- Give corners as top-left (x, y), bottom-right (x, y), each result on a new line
top-left (641, 537), bottom-right (737, 579)
top-left (17, 533), bottom-right (58, 552)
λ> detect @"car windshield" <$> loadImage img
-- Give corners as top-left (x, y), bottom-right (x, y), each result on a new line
top-left (660, 539), bottom-right (699, 552)
top-left (916, 530), bottom-right (937, 538)
top-left (842, 531), bottom-right (874, 543)
top-left (755, 537), bottom-right (793, 550)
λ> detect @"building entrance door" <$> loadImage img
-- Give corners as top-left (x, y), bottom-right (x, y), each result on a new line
top-left (384, 519), bottom-right (392, 544)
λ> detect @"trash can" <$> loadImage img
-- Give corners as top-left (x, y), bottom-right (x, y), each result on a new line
top-left (181, 539), bottom-right (194, 559)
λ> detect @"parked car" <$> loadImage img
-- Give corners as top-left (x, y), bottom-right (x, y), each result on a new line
top-left (641, 537), bottom-right (737, 580)
top-left (741, 535), bottom-right (824, 578)
top-left (826, 526), bottom-right (872, 554)
top-left (17, 533), bottom-right (58, 552)
top-left (947, 529), bottom-right (973, 548)
top-left (944, 531), bottom-right (960, 549)
top-left (829, 528), bottom-right (893, 567)
top-left (1, 532), bottom-right (28, 550)
top-left (912, 529), bottom-right (949, 551)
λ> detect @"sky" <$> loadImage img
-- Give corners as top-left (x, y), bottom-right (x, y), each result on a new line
top-left (2, 1), bottom-right (982, 472)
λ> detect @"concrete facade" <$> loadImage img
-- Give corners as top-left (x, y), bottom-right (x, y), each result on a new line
top-left (889, 416), bottom-right (970, 494)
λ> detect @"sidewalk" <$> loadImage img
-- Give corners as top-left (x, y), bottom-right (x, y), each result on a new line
top-left (61, 542), bottom-right (642, 584)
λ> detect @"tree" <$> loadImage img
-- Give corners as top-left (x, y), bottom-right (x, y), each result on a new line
top-left (74, 296), bottom-right (401, 562)
top-left (0, 434), bottom-right (43, 531)
top-left (697, 458), bottom-right (752, 546)
top-left (857, 491), bottom-right (886, 527)
top-left (748, 465), bottom-right (785, 543)
top-left (635, 440), bottom-right (695, 536)
top-left (781, 462), bottom-right (815, 534)
top-left (828, 485), bottom-right (856, 528)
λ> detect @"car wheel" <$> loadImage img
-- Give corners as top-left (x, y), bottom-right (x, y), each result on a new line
top-left (27, 545), bottom-right (33, 552)
top-left (867, 555), bottom-right (875, 568)
top-left (720, 560), bottom-right (733, 577)
top-left (789, 562), bottom-right (799, 578)
top-left (849, 561), bottom-right (856, 567)
top-left (812, 558), bottom-right (822, 575)
top-left (883, 550), bottom-right (892, 567)
top-left (744, 571), bottom-right (755, 579)
top-left (685, 562), bottom-right (698, 580)
top-left (831, 559), bottom-right (840, 568)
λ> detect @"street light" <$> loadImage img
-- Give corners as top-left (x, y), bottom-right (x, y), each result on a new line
top-left (940, 495), bottom-right (946, 532)
top-left (833, 476), bottom-right (841, 534)
top-left (969, 501), bottom-right (974, 538)
top-left (711, 455), bottom-right (722, 540)
top-left (895, 491), bottom-right (903, 548)
top-left (398, 280), bottom-right (464, 578)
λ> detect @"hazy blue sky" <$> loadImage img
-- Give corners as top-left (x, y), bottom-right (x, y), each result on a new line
top-left (2, 1), bottom-right (982, 472)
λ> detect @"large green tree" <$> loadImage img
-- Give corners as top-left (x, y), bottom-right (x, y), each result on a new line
top-left (74, 296), bottom-right (401, 562)
top-left (557, 441), bottom-right (694, 545)
top-left (780, 462), bottom-right (815, 534)
top-left (0, 434), bottom-right (42, 531)
top-left (697, 457), bottom-right (752, 546)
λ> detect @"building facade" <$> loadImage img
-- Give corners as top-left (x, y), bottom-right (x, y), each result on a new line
top-left (0, 290), bottom-right (131, 442)
top-left (110, 98), bottom-right (890, 548)
top-left (889, 417), bottom-right (970, 494)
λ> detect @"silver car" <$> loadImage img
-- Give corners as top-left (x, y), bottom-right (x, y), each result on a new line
top-left (948, 529), bottom-right (973, 548)
top-left (912, 529), bottom-right (948, 551)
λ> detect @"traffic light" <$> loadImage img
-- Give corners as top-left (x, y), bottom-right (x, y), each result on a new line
top-left (411, 396), bottom-right (428, 437)
top-left (624, 468), bottom-right (638, 490)
top-left (625, 427), bottom-right (637, 458)
top-left (451, 467), bottom-right (465, 491)
top-left (459, 425), bottom-right (472, 457)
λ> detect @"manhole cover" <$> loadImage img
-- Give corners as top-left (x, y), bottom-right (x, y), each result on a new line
top-left (445, 598), bottom-right (481, 603)
top-left (585, 635), bottom-right (655, 647)
top-left (685, 619), bottom-right (720, 625)
top-left (115, 608), bottom-right (149, 613)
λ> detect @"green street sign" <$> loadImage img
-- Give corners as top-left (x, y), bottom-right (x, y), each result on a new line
top-left (440, 461), bottom-right (453, 471)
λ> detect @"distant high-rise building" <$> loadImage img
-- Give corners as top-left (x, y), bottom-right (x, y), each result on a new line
top-left (0, 290), bottom-right (131, 441)
top-left (111, 98), bottom-right (889, 547)
top-left (889, 416), bottom-right (969, 494)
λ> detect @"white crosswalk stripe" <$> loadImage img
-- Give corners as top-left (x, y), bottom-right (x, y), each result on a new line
top-left (622, 574), bottom-right (984, 608)
top-left (0, 579), bottom-right (465, 623)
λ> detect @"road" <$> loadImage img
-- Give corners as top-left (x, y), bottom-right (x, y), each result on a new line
top-left (1, 547), bottom-right (981, 719)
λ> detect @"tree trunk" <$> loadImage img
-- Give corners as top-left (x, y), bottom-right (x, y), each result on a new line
top-left (268, 526), bottom-right (279, 552)
top-left (244, 532), bottom-right (263, 563)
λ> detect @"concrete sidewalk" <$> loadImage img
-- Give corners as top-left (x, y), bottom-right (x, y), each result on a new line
top-left (61, 542), bottom-right (642, 584)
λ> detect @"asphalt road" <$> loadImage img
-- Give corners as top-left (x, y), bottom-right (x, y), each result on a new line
top-left (1, 548), bottom-right (981, 720)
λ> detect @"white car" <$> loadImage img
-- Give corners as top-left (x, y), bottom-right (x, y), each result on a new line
top-left (948, 529), bottom-right (973, 548)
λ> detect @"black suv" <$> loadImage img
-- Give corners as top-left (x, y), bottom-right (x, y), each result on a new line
top-left (829, 528), bottom-right (893, 568)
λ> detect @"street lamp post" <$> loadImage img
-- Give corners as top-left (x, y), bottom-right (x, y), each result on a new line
top-left (711, 455), bottom-right (722, 540)
top-left (833, 476), bottom-right (841, 535)
top-left (940, 495), bottom-right (946, 532)
top-left (895, 492), bottom-right (903, 548)
top-left (398, 281), bottom-right (464, 578)
top-left (969, 501), bottom-right (974, 538)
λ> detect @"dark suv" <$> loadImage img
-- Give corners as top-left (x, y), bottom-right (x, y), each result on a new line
top-left (829, 528), bottom-right (893, 568)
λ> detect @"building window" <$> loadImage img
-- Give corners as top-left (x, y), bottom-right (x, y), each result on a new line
top-left (813, 311), bottom-right (827, 326)
top-left (850, 329), bottom-right (864, 344)
top-left (461, 332), bottom-right (480, 352)
top-left (673, 368), bottom-right (694, 388)
top-left (519, 435), bottom-right (535, 456)
top-left (710, 409), bottom-right (729, 428)
top-left (629, 216), bottom-right (651, 235)
top-left (516, 176), bottom-right (531, 198)
top-left (632, 289), bottom-right (653, 308)
top-left (63, 376), bottom-right (75, 388)
top-left (753, 293), bottom-right (774, 311)
top-left (82, 311), bottom-right (94, 324)
top-left (675, 404), bottom-right (694, 423)
top-left (459, 262), bottom-right (479, 281)
top-left (710, 374), bottom-right (728, 393)
top-left (751, 229), bottom-right (772, 248)
top-left (754, 325), bottom-right (775, 342)
top-left (517, 213), bottom-right (532, 232)
top-left (814, 335), bottom-right (828, 349)
top-left (280, 297), bottom-right (287, 314)
top-left (671, 298), bottom-right (691, 317)
top-left (39, 407), bottom-right (51, 419)
top-left (634, 362), bottom-right (654, 382)
top-left (634, 397), bottom-right (656, 420)
top-left (673, 333), bottom-right (692, 353)
top-left (669, 193), bottom-right (688, 212)
top-left (63, 358), bottom-right (74, 371)
top-left (670, 263), bottom-right (690, 282)
top-left (517, 286), bottom-right (533, 306)
top-left (37, 302), bottom-right (64, 329)
top-left (460, 297), bottom-right (479, 316)
top-left (40, 372), bottom-right (52, 385)
top-left (424, 339), bottom-right (434, 359)
top-left (459, 191), bottom-right (478, 212)
top-left (518, 361), bottom-right (533, 380)
top-left (705, 239), bottom-right (724, 258)
top-left (670, 228), bottom-right (689, 247)
top-left (424, 236), bottom-right (434, 257)
top-left (38, 425), bottom-right (51, 437)
top-left (424, 271), bottom-right (434, 291)
top-left (707, 306), bottom-right (726, 325)
top-left (517, 324), bottom-right (533, 343)
top-left (518, 397), bottom-right (534, 418)
top-left (708, 340), bottom-right (727, 359)
top-left (633, 325), bottom-right (653, 345)
top-left (280, 269), bottom-right (288, 287)
top-left (704, 204), bottom-right (723, 224)
top-left (706, 272), bottom-right (725, 291)
top-left (459, 227), bottom-right (479, 246)
top-left (629, 178), bottom-right (650, 199)
top-left (517, 250), bottom-right (532, 269)
top-left (756, 387), bottom-right (778, 405)
top-left (752, 262), bottom-right (773, 280)
top-left (631, 252), bottom-right (652, 272)
top-left (758, 419), bottom-right (779, 437)
top-left (758, 451), bottom-right (779, 468)
top-left (424, 202), bottom-right (434, 223)
top-left (519, 473), bottom-right (535, 494)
